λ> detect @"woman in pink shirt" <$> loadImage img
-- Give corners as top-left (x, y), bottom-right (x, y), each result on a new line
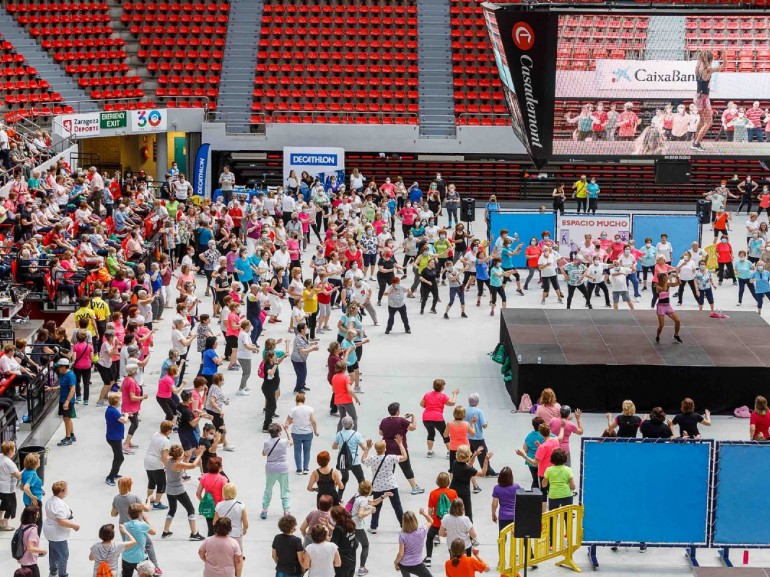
top-left (548, 406), bottom-right (584, 466)
top-left (121, 364), bottom-right (147, 454)
top-left (224, 301), bottom-right (241, 371)
top-left (534, 387), bottom-right (561, 422)
top-left (516, 422), bottom-right (563, 511)
top-left (71, 330), bottom-right (93, 404)
top-left (420, 379), bottom-right (459, 457)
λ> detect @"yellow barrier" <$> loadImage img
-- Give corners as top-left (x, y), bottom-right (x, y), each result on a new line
top-left (497, 505), bottom-right (584, 576)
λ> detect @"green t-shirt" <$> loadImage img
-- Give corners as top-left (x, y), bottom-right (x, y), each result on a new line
top-left (544, 464), bottom-right (574, 499)
top-left (434, 238), bottom-right (450, 257)
top-left (489, 265), bottom-right (504, 288)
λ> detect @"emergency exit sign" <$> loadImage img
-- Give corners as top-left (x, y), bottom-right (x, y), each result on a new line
top-left (100, 111), bottom-right (127, 129)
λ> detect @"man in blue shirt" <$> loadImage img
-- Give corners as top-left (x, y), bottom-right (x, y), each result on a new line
top-left (52, 359), bottom-right (77, 446)
top-left (408, 182), bottom-right (423, 204)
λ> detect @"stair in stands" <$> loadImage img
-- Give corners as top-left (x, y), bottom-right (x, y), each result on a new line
top-left (417, 0), bottom-right (456, 138)
top-left (645, 15), bottom-right (686, 60)
top-left (218, 0), bottom-right (263, 132)
top-left (0, 6), bottom-right (97, 112)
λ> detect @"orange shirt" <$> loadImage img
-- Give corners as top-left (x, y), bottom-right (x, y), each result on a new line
top-left (714, 212), bottom-right (729, 229)
top-left (447, 420), bottom-right (471, 450)
top-left (445, 556), bottom-right (487, 577)
top-left (427, 487), bottom-right (458, 527)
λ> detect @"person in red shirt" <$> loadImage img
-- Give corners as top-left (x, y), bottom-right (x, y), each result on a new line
top-left (722, 101), bottom-right (738, 141)
top-left (315, 275), bottom-right (336, 333)
top-left (344, 244), bottom-right (363, 270)
top-left (523, 237), bottom-right (542, 290)
top-left (750, 395), bottom-right (770, 440)
top-left (229, 201), bottom-right (243, 231)
top-left (332, 360), bottom-right (360, 431)
top-left (715, 234), bottom-right (736, 285)
top-left (608, 234), bottom-right (626, 262)
top-left (591, 102), bottom-right (608, 140)
top-left (379, 177), bottom-right (396, 199)
top-left (747, 101), bottom-right (765, 142)
top-left (324, 235), bottom-right (338, 259)
top-left (712, 207), bottom-right (731, 244)
top-left (425, 471), bottom-right (458, 561)
top-left (662, 103), bottom-right (675, 139)
top-left (616, 102), bottom-right (640, 141)
top-left (398, 204), bottom-right (419, 240)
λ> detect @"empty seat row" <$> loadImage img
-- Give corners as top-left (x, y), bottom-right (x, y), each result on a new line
top-left (262, 4), bottom-right (415, 13)
top-left (7, 2), bottom-right (108, 12)
top-left (123, 2), bottom-right (228, 12)
top-left (250, 114), bottom-right (420, 125)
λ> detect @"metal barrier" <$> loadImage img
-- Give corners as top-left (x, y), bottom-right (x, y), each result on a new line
top-left (497, 505), bottom-right (584, 576)
top-left (26, 361), bottom-right (56, 428)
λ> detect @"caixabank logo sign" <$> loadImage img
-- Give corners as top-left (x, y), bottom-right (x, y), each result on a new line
top-left (484, 8), bottom-right (558, 168)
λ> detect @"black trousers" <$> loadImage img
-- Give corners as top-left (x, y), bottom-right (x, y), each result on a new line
top-left (738, 197), bottom-right (753, 213)
top-left (576, 197), bottom-right (587, 213)
top-left (588, 282), bottom-right (610, 306)
top-left (420, 283), bottom-right (438, 312)
top-left (262, 381), bottom-right (278, 430)
top-left (588, 198), bottom-right (598, 214)
top-left (386, 305), bottom-right (410, 331)
top-left (370, 488), bottom-right (404, 530)
top-left (677, 279), bottom-right (698, 304)
top-left (718, 261), bottom-right (736, 282)
top-left (339, 464), bottom-right (365, 500)
top-left (566, 284), bottom-right (590, 308)
top-left (106, 438), bottom-right (124, 480)
top-left (739, 277), bottom-right (757, 303)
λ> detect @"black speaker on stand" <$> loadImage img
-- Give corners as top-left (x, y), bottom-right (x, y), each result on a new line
top-left (461, 197), bottom-right (475, 233)
top-left (514, 488), bottom-right (543, 577)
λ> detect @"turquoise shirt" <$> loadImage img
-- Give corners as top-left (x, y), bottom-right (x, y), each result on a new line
top-left (123, 520), bottom-right (150, 564)
top-left (489, 265), bottom-right (504, 288)
top-left (735, 258), bottom-right (754, 280)
top-left (501, 247), bottom-right (517, 269)
top-left (587, 183), bottom-right (600, 198)
top-left (752, 270), bottom-right (770, 293)
top-left (341, 338), bottom-right (357, 366)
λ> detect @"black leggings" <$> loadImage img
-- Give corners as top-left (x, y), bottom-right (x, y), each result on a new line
top-left (423, 420), bottom-right (447, 443)
top-left (589, 282), bottom-right (610, 306)
top-left (489, 284), bottom-right (506, 305)
top-left (167, 491), bottom-right (195, 518)
top-left (157, 396), bottom-right (177, 422)
top-left (339, 464), bottom-right (365, 500)
top-left (355, 528), bottom-right (369, 567)
top-left (106, 438), bottom-right (124, 479)
top-left (377, 275), bottom-right (392, 303)
top-left (399, 563), bottom-right (433, 577)
top-left (420, 283), bottom-right (438, 312)
top-left (566, 284), bottom-right (590, 308)
top-left (718, 261), bottom-right (736, 282)
top-left (476, 278), bottom-right (489, 297)
top-left (677, 279), bottom-right (698, 304)
top-left (73, 367), bottom-right (91, 401)
top-left (127, 413), bottom-right (139, 437)
top-left (425, 524), bottom-right (441, 558)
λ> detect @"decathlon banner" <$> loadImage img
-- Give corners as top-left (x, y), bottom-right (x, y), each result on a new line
top-left (283, 147), bottom-right (345, 187)
top-left (595, 59), bottom-right (698, 92)
top-left (556, 214), bottom-right (632, 258)
top-left (192, 143), bottom-right (210, 198)
top-left (130, 109), bottom-right (167, 133)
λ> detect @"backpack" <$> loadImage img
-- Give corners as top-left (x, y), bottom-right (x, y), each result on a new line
top-left (518, 393), bottom-right (533, 413)
top-left (96, 560), bottom-right (114, 577)
top-left (336, 432), bottom-right (355, 472)
top-left (11, 524), bottom-right (33, 560)
top-left (344, 494), bottom-right (357, 514)
top-left (436, 492), bottom-right (452, 520)
top-left (198, 491), bottom-right (216, 519)
top-left (257, 360), bottom-right (266, 379)
top-left (491, 343), bottom-right (506, 364)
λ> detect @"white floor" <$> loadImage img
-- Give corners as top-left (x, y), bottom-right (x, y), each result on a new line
top-left (4, 211), bottom-right (770, 577)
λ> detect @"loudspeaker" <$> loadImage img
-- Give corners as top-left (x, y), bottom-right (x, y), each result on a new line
top-left (513, 489), bottom-right (543, 538)
top-left (696, 199), bottom-right (712, 225)
top-left (461, 197), bottom-right (476, 222)
top-left (655, 159), bottom-right (691, 184)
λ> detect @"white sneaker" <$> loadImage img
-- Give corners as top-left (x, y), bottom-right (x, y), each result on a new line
top-left (223, 445), bottom-right (236, 452)
top-left (236, 390), bottom-right (250, 396)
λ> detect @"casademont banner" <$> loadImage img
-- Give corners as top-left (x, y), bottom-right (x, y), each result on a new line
top-left (596, 59), bottom-right (699, 92)
top-left (482, 5), bottom-right (558, 168)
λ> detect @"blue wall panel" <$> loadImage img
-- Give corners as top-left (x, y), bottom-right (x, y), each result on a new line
top-left (631, 214), bottom-right (702, 261)
top-left (713, 443), bottom-right (770, 546)
top-left (490, 212), bottom-right (556, 268)
top-left (582, 440), bottom-right (711, 545)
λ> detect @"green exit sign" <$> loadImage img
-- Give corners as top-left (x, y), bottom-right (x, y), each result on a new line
top-left (100, 111), bottom-right (127, 129)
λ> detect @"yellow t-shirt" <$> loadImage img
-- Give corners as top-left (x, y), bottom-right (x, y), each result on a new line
top-left (573, 180), bottom-right (587, 199)
top-left (74, 307), bottom-right (97, 333)
top-left (90, 298), bottom-right (111, 321)
top-left (302, 288), bottom-right (318, 314)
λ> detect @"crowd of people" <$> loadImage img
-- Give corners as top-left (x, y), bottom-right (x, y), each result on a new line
top-left (0, 123), bottom-right (57, 183)
top-left (0, 158), bottom-right (767, 577)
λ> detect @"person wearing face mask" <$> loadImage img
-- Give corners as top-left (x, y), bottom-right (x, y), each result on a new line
top-left (586, 178), bottom-right (600, 215)
top-left (654, 272), bottom-right (682, 343)
top-left (425, 219), bottom-right (439, 246)
top-left (411, 219), bottom-right (427, 240)
top-left (585, 257), bottom-right (610, 308)
top-left (728, 108), bottom-right (752, 143)
top-left (712, 207), bottom-right (731, 244)
top-left (715, 235), bottom-right (736, 286)
top-left (419, 259), bottom-right (441, 315)
top-left (360, 226), bottom-right (379, 280)
top-left (638, 238), bottom-right (658, 291)
top-left (735, 250), bottom-right (756, 306)
top-left (523, 237), bottom-right (543, 291)
top-left (434, 229), bottom-right (453, 285)
top-left (748, 229), bottom-right (765, 265)
top-left (398, 202), bottom-right (419, 240)
top-left (537, 246), bottom-right (564, 305)
top-left (746, 212), bottom-right (761, 247)
top-left (571, 175), bottom-right (588, 214)
top-left (694, 260), bottom-right (717, 313)
top-left (609, 260), bottom-right (634, 310)
top-left (751, 262), bottom-right (770, 314)
top-left (650, 255), bottom-right (675, 309)
top-left (445, 184), bottom-right (460, 227)
top-left (552, 183), bottom-right (566, 216)
top-left (655, 234), bottom-right (673, 266)
top-left (618, 244), bottom-right (641, 301)
top-left (675, 252), bottom-right (699, 305)
top-left (563, 255), bottom-right (590, 309)
top-left (376, 248), bottom-right (403, 306)
top-left (499, 237), bottom-right (525, 295)
top-left (737, 176), bottom-right (758, 214)
top-left (608, 235), bottom-right (625, 262)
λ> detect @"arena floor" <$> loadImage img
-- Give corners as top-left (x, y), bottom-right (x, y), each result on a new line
top-left (4, 208), bottom-right (770, 577)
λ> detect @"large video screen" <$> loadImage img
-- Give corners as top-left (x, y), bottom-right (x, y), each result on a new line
top-left (553, 12), bottom-right (770, 157)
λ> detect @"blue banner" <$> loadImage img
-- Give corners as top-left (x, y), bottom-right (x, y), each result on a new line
top-left (192, 143), bottom-right (210, 197)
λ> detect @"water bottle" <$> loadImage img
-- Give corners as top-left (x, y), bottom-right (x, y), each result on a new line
top-left (537, 356), bottom-right (542, 364)
top-left (517, 354), bottom-right (522, 363)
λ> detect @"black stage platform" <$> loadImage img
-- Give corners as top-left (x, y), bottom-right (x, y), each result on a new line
top-left (500, 309), bottom-right (770, 414)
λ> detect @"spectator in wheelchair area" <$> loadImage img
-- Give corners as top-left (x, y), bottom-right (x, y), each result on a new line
top-left (0, 342), bottom-right (32, 401)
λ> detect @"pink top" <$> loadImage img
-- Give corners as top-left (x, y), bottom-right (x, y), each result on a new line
top-left (20, 524), bottom-right (40, 566)
top-left (535, 403), bottom-right (561, 422)
top-left (548, 417), bottom-right (579, 454)
top-left (225, 312), bottom-right (240, 337)
top-left (298, 212), bottom-right (311, 233)
top-left (287, 238), bottom-right (301, 261)
top-left (136, 326), bottom-right (152, 357)
top-left (72, 341), bottom-right (93, 369)
top-left (121, 377), bottom-right (142, 414)
top-left (200, 472), bottom-right (228, 503)
top-left (535, 437), bottom-right (560, 477)
top-left (157, 374), bottom-right (175, 399)
top-left (199, 535), bottom-right (241, 577)
top-left (421, 390), bottom-right (450, 422)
